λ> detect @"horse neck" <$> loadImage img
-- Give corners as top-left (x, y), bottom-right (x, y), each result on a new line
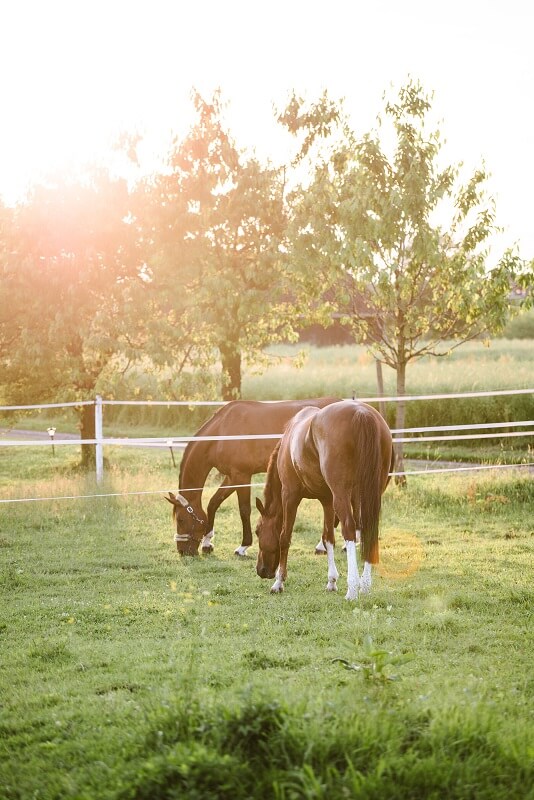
top-left (264, 443), bottom-right (283, 518)
top-left (179, 441), bottom-right (213, 504)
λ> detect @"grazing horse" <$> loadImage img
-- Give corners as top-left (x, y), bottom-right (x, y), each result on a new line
top-left (255, 400), bottom-right (394, 600)
top-left (166, 397), bottom-right (338, 557)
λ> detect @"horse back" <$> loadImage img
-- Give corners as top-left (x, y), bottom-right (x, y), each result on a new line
top-left (205, 398), bottom-right (338, 436)
top-left (185, 397), bottom-right (339, 478)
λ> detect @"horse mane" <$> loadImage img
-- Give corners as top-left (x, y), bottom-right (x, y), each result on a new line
top-left (263, 439), bottom-right (282, 516)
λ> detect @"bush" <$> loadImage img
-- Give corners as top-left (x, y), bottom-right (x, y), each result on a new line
top-left (502, 308), bottom-right (534, 339)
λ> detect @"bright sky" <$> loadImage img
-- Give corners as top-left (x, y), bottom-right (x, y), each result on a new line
top-left (1, 0), bottom-right (533, 259)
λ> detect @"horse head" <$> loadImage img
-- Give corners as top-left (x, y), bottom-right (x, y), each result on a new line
top-left (165, 492), bottom-right (208, 556)
top-left (254, 496), bottom-right (281, 579)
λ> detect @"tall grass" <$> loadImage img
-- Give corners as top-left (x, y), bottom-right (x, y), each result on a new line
top-left (3, 339), bottom-right (533, 439)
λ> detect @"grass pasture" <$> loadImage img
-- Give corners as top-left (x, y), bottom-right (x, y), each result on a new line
top-left (1, 338), bottom-right (533, 798)
top-left (1, 454), bottom-right (533, 799)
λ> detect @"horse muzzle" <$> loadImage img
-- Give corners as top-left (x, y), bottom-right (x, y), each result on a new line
top-left (174, 533), bottom-right (200, 556)
top-left (256, 564), bottom-right (275, 580)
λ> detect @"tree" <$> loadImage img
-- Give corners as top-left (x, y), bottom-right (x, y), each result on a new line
top-left (136, 91), bottom-right (297, 400)
top-left (1, 168), bottom-right (139, 466)
top-left (281, 79), bottom-right (522, 480)
top-left (0, 202), bottom-right (25, 366)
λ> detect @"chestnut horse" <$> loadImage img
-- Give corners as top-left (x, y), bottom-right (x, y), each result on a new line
top-left (166, 397), bottom-right (338, 556)
top-left (255, 400), bottom-right (394, 600)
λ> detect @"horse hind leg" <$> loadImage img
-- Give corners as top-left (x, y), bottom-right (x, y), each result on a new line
top-left (321, 503), bottom-right (338, 591)
top-left (325, 542), bottom-right (339, 591)
top-left (359, 561), bottom-right (372, 595)
top-left (344, 539), bottom-right (360, 601)
top-left (332, 495), bottom-right (360, 600)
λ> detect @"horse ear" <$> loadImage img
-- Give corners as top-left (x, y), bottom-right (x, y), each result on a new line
top-left (165, 493), bottom-right (177, 505)
top-left (256, 497), bottom-right (265, 516)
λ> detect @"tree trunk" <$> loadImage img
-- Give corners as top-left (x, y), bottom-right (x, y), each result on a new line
top-left (220, 342), bottom-right (242, 401)
top-left (375, 358), bottom-right (386, 420)
top-left (79, 403), bottom-right (96, 470)
top-left (394, 360), bottom-right (407, 486)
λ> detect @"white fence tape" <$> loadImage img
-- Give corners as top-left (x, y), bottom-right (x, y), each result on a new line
top-left (2, 427), bottom-right (534, 447)
top-left (101, 388), bottom-right (534, 404)
top-left (0, 400), bottom-right (94, 411)
top-left (1, 387), bottom-right (533, 412)
top-left (1, 390), bottom-right (533, 504)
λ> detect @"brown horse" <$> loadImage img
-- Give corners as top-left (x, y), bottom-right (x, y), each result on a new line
top-left (255, 400), bottom-right (394, 600)
top-left (166, 397), bottom-right (338, 556)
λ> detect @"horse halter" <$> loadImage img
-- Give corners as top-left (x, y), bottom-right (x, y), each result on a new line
top-left (173, 493), bottom-right (206, 546)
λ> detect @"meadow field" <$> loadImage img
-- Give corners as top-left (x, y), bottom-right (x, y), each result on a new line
top-left (1, 339), bottom-right (533, 798)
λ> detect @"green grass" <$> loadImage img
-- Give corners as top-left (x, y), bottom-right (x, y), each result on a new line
top-left (1, 339), bottom-right (533, 797)
top-left (1, 451), bottom-right (533, 799)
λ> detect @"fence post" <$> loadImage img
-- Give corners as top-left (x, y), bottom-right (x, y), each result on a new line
top-left (95, 395), bottom-right (104, 484)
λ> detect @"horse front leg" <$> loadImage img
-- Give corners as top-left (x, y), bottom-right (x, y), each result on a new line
top-left (270, 540), bottom-right (291, 593)
top-left (270, 559), bottom-right (287, 594)
top-left (314, 513), bottom-right (339, 555)
top-left (270, 495), bottom-right (299, 594)
top-left (205, 477), bottom-right (236, 553)
top-left (234, 482), bottom-right (253, 557)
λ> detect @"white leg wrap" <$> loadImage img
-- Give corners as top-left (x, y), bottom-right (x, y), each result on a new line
top-left (325, 541), bottom-right (339, 591)
top-left (344, 540), bottom-right (359, 601)
top-left (270, 566), bottom-right (285, 593)
top-left (234, 545), bottom-right (249, 557)
top-left (360, 561), bottom-right (372, 595)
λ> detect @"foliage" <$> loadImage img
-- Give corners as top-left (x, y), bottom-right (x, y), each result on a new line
top-left (281, 79), bottom-right (527, 474)
top-left (0, 168), bottom-right (140, 463)
top-left (0, 202), bottom-right (24, 364)
top-left (132, 91), bottom-right (298, 400)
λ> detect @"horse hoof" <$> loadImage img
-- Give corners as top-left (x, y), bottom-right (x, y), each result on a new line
top-left (315, 548), bottom-right (327, 556)
top-left (234, 546), bottom-right (248, 557)
top-left (201, 544), bottom-right (214, 554)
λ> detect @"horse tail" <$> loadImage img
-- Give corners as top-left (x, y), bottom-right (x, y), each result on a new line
top-left (352, 408), bottom-right (383, 564)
